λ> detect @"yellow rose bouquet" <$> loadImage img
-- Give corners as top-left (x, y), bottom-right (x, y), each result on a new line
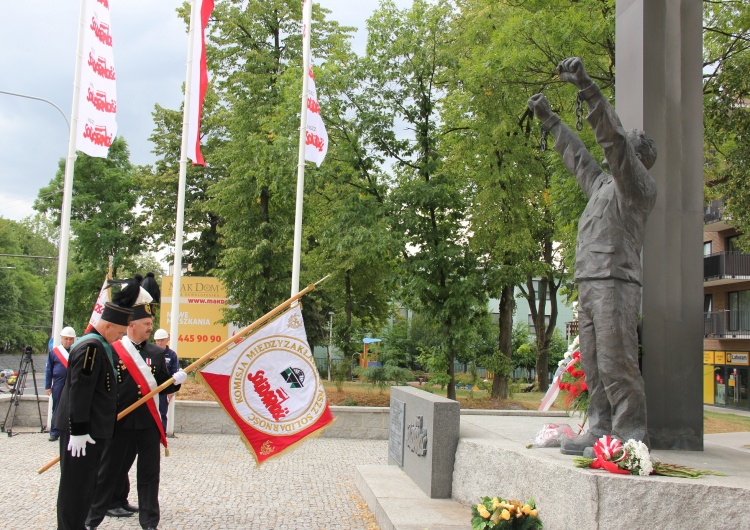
top-left (471, 496), bottom-right (542, 529)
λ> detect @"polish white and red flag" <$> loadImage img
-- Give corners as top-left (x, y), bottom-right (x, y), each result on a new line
top-left (76, 0), bottom-right (117, 158)
top-left (84, 278), bottom-right (111, 334)
top-left (198, 305), bottom-right (334, 463)
top-left (186, 0), bottom-right (215, 166)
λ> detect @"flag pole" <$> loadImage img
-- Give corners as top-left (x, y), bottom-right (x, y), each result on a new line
top-left (37, 276), bottom-right (328, 474)
top-left (169, 0), bottom-right (200, 347)
top-left (50, 0), bottom-right (87, 349)
top-left (291, 0), bottom-right (314, 297)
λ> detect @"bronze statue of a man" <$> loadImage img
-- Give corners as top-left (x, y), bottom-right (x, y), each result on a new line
top-left (528, 57), bottom-right (657, 455)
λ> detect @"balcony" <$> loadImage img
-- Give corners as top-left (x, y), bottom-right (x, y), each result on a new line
top-left (704, 310), bottom-right (750, 339)
top-left (704, 200), bottom-right (732, 231)
top-left (704, 251), bottom-right (750, 286)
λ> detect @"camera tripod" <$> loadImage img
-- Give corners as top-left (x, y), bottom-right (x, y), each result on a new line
top-left (1, 347), bottom-right (45, 437)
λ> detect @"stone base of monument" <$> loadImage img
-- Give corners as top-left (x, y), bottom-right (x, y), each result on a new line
top-left (453, 414), bottom-right (750, 530)
top-left (358, 410), bottom-right (750, 530)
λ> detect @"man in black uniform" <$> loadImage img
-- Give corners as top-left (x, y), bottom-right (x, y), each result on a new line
top-left (55, 294), bottom-right (136, 530)
top-left (86, 284), bottom-right (186, 530)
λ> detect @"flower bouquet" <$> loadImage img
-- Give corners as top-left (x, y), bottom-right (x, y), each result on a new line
top-left (573, 435), bottom-right (725, 478)
top-left (471, 496), bottom-right (542, 529)
top-left (558, 344), bottom-right (588, 418)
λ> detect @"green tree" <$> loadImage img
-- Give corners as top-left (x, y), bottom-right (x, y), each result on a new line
top-left (0, 218), bottom-right (58, 352)
top-left (445, 0), bottom-right (615, 391)
top-left (365, 0), bottom-right (488, 400)
top-left (703, 1), bottom-right (750, 241)
top-left (203, 0), bottom-right (356, 326)
top-left (33, 137), bottom-right (143, 331)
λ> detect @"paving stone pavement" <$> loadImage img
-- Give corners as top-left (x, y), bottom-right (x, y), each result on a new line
top-left (0, 429), bottom-right (386, 530)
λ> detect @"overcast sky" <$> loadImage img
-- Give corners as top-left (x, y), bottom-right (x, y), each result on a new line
top-left (0, 0), bottom-right (408, 222)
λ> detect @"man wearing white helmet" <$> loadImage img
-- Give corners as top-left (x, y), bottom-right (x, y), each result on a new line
top-left (44, 326), bottom-right (77, 442)
top-left (153, 328), bottom-right (180, 432)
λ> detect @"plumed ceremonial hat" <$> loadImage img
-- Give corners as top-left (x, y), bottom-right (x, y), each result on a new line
top-left (101, 277), bottom-right (140, 326)
top-left (127, 273), bottom-right (156, 321)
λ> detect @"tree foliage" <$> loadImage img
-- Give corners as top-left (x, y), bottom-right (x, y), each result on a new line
top-left (703, 1), bottom-right (750, 245)
top-left (0, 218), bottom-right (57, 352)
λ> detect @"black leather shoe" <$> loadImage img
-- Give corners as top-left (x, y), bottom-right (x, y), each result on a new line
top-left (122, 502), bottom-right (139, 512)
top-left (106, 507), bottom-right (134, 517)
top-left (48, 434), bottom-right (59, 442)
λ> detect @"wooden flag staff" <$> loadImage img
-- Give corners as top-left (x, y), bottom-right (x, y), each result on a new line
top-left (38, 276), bottom-right (328, 474)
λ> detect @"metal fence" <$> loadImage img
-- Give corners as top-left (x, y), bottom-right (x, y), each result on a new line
top-left (704, 251), bottom-right (750, 281)
top-left (704, 310), bottom-right (750, 339)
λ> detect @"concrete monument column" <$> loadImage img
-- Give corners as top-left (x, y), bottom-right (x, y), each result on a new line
top-left (616, 0), bottom-right (704, 450)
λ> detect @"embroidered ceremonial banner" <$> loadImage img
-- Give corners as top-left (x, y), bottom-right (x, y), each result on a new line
top-left (52, 345), bottom-right (70, 369)
top-left (186, 0), bottom-right (215, 166)
top-left (84, 278), bottom-right (111, 334)
top-left (113, 337), bottom-right (168, 447)
top-left (198, 305), bottom-right (333, 463)
top-left (76, 0), bottom-right (118, 158)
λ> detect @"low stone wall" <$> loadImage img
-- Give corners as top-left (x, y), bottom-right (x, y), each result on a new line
top-left (0, 395), bottom-right (391, 439)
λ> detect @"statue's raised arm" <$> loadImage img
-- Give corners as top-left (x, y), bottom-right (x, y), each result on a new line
top-left (526, 56), bottom-right (657, 457)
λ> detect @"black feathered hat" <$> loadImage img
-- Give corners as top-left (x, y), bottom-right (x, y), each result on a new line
top-left (130, 274), bottom-right (157, 320)
top-left (108, 276), bottom-right (155, 321)
top-left (141, 272), bottom-right (161, 305)
top-left (100, 277), bottom-right (140, 326)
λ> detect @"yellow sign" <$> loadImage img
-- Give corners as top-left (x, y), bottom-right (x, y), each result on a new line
top-left (703, 351), bottom-right (715, 365)
top-left (161, 276), bottom-right (237, 359)
top-left (715, 351), bottom-right (726, 365)
top-left (726, 352), bottom-right (749, 366)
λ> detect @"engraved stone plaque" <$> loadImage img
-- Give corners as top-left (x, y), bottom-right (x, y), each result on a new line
top-left (388, 398), bottom-right (405, 466)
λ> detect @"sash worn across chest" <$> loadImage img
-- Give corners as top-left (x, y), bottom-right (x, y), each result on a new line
top-left (113, 338), bottom-right (168, 448)
top-left (52, 345), bottom-right (69, 369)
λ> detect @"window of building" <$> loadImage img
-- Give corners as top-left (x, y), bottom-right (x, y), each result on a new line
top-left (727, 235), bottom-right (741, 253)
top-left (528, 314), bottom-right (551, 331)
top-left (728, 290), bottom-right (750, 331)
top-left (704, 294), bottom-right (712, 313)
top-left (704, 241), bottom-right (713, 256)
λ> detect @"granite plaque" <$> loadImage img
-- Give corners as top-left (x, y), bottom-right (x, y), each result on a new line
top-left (388, 398), bottom-right (405, 466)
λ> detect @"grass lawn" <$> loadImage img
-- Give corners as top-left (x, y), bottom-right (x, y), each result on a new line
top-left (177, 377), bottom-right (749, 434)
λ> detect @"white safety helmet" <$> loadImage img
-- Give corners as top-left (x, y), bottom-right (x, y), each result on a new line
top-left (154, 328), bottom-right (169, 340)
top-left (60, 327), bottom-right (77, 338)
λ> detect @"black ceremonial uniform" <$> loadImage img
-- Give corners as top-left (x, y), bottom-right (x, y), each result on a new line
top-left (87, 339), bottom-right (180, 529)
top-left (55, 331), bottom-right (118, 530)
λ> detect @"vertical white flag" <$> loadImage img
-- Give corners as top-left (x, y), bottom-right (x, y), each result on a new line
top-left (186, 0), bottom-right (215, 166)
top-left (302, 0), bottom-right (328, 167)
top-left (304, 63), bottom-right (328, 167)
top-left (76, 0), bottom-right (117, 158)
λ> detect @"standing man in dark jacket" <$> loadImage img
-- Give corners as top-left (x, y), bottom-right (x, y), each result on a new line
top-left (86, 286), bottom-right (186, 530)
top-left (45, 326), bottom-right (76, 441)
top-left (154, 328), bottom-right (179, 432)
top-left (528, 57), bottom-right (657, 455)
top-left (54, 297), bottom-right (135, 530)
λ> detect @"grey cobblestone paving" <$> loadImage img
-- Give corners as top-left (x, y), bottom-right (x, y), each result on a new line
top-left (0, 426), bottom-right (386, 529)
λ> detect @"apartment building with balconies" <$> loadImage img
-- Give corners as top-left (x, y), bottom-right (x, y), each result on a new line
top-left (703, 199), bottom-right (750, 410)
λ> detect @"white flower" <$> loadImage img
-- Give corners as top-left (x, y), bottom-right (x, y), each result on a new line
top-left (622, 439), bottom-right (653, 476)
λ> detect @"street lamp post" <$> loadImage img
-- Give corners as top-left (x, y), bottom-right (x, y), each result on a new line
top-left (327, 311), bottom-right (334, 382)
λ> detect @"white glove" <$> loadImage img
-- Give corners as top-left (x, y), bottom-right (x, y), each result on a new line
top-left (172, 370), bottom-right (188, 385)
top-left (67, 434), bottom-right (95, 457)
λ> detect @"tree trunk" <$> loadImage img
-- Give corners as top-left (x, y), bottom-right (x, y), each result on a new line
top-left (491, 284), bottom-right (514, 399)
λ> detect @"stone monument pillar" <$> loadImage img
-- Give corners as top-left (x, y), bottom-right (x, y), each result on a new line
top-left (615, 0), bottom-right (704, 449)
